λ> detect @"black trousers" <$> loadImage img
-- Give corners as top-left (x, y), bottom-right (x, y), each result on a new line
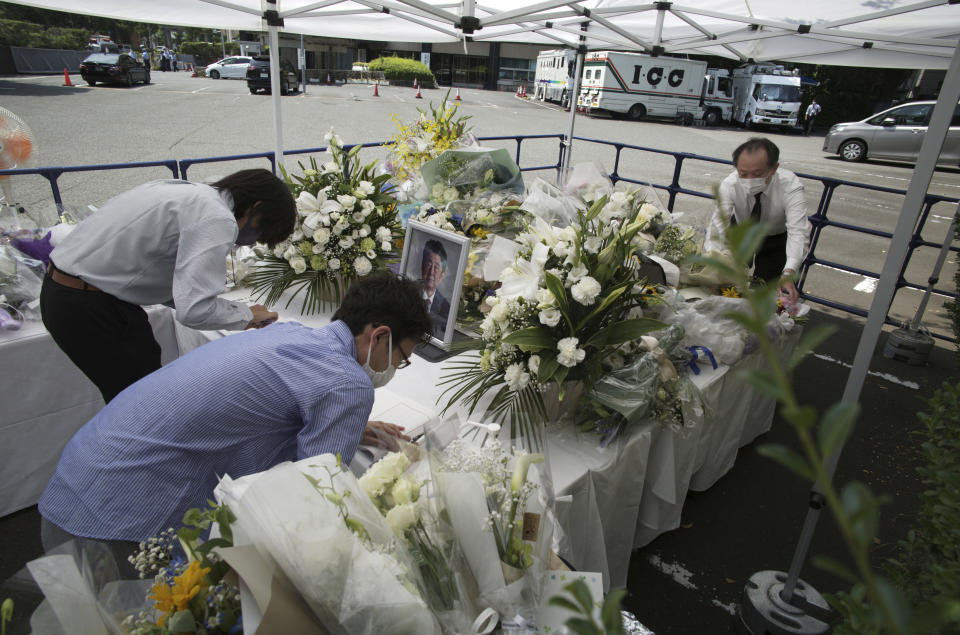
top-left (40, 270), bottom-right (162, 403)
top-left (753, 232), bottom-right (788, 282)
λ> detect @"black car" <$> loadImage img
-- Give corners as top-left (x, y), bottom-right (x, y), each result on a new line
top-left (79, 53), bottom-right (150, 86)
top-left (246, 57), bottom-right (299, 95)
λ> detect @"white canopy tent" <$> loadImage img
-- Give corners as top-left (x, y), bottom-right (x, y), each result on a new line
top-left (8, 0), bottom-right (960, 625)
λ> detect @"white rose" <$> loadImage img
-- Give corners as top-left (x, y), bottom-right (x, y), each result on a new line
top-left (312, 243), bottom-right (326, 254)
top-left (356, 181), bottom-right (376, 197)
top-left (571, 276), bottom-right (602, 305)
top-left (539, 308), bottom-right (561, 327)
top-left (358, 451), bottom-right (410, 498)
top-left (385, 503), bottom-right (419, 535)
top-left (359, 225), bottom-right (370, 238)
top-left (360, 199), bottom-right (375, 216)
top-left (352, 212), bottom-right (365, 223)
top-left (329, 258), bottom-right (341, 271)
top-left (381, 240), bottom-right (392, 252)
top-left (390, 474), bottom-right (421, 505)
top-left (528, 354), bottom-right (541, 375)
top-left (312, 228), bottom-right (330, 245)
top-left (504, 363), bottom-right (531, 392)
top-left (337, 194), bottom-right (357, 210)
top-left (339, 237), bottom-right (355, 249)
top-left (353, 255), bottom-right (372, 276)
top-left (584, 236), bottom-right (603, 254)
top-left (557, 337), bottom-right (586, 368)
top-left (289, 256), bottom-right (307, 275)
top-left (282, 245), bottom-right (297, 260)
top-left (376, 226), bottom-right (392, 242)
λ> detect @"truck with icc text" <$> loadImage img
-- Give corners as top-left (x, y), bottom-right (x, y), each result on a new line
top-left (576, 50), bottom-right (733, 125)
top-left (730, 63), bottom-right (802, 131)
top-left (533, 49), bottom-right (578, 108)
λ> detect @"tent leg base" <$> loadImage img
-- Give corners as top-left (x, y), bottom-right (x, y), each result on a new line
top-left (738, 571), bottom-right (833, 635)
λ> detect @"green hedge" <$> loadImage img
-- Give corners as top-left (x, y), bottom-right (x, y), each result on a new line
top-left (179, 41), bottom-right (240, 67)
top-left (0, 18), bottom-right (86, 49)
top-left (367, 56), bottom-right (434, 85)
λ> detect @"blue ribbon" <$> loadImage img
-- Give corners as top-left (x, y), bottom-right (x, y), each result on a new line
top-left (686, 346), bottom-right (718, 375)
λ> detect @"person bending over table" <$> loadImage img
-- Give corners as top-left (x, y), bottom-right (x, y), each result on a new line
top-left (41, 169), bottom-right (296, 404)
top-left (38, 273), bottom-right (432, 561)
top-left (703, 137), bottom-right (811, 305)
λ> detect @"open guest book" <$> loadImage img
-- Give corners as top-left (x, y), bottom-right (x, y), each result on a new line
top-left (352, 387), bottom-right (439, 470)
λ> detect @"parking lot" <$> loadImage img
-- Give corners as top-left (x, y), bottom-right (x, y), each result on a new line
top-left (1, 70), bottom-right (958, 341)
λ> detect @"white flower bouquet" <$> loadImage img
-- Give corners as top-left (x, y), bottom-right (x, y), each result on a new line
top-left (215, 455), bottom-right (442, 635)
top-left (424, 417), bottom-right (556, 626)
top-left (439, 189), bottom-right (668, 439)
top-left (247, 128), bottom-right (402, 314)
top-left (420, 148), bottom-right (524, 206)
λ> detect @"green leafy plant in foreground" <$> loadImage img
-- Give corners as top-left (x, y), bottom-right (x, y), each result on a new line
top-left (548, 579), bottom-right (625, 635)
top-left (693, 221), bottom-right (960, 634)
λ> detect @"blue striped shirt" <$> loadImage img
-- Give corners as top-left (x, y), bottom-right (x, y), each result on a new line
top-left (39, 320), bottom-right (373, 541)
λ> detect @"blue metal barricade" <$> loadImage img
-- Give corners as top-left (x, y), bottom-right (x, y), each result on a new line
top-left (1, 134), bottom-right (956, 341)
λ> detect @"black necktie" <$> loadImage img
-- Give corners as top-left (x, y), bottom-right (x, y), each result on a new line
top-left (751, 193), bottom-right (762, 221)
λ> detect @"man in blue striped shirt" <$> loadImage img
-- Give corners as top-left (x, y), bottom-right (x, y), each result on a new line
top-left (39, 274), bottom-right (432, 549)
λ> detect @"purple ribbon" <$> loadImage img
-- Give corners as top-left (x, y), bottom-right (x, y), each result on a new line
top-left (686, 346), bottom-right (718, 375)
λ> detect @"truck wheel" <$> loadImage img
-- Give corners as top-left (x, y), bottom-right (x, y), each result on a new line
top-left (704, 109), bottom-right (721, 126)
top-left (839, 139), bottom-right (866, 162)
top-left (628, 104), bottom-right (646, 121)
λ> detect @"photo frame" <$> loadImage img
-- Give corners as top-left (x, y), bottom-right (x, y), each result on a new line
top-left (399, 220), bottom-right (471, 349)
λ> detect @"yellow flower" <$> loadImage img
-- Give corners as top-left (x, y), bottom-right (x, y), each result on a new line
top-left (721, 286), bottom-right (741, 298)
top-left (150, 560), bottom-right (211, 622)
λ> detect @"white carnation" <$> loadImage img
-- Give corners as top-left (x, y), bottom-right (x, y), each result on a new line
top-left (380, 240), bottom-right (392, 252)
top-left (584, 236), bottom-right (603, 254)
top-left (353, 255), bottom-right (372, 276)
top-left (376, 226), bottom-right (392, 242)
top-left (571, 276), bottom-right (602, 305)
top-left (566, 263), bottom-right (589, 285)
top-left (557, 336), bottom-right (586, 368)
top-left (504, 363), bottom-right (531, 392)
top-left (539, 308), bottom-right (561, 327)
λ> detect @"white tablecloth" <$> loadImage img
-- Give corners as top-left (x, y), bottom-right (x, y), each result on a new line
top-left (0, 307), bottom-right (188, 517)
top-left (4, 288), bottom-right (797, 591)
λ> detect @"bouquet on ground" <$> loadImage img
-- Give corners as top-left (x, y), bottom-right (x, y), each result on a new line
top-left (247, 128), bottom-right (401, 314)
top-left (425, 417), bottom-right (555, 626)
top-left (384, 92), bottom-right (474, 202)
top-left (359, 449), bottom-right (476, 634)
top-left (421, 148), bottom-right (524, 206)
top-left (215, 455), bottom-right (442, 634)
top-left (439, 188), bottom-right (667, 438)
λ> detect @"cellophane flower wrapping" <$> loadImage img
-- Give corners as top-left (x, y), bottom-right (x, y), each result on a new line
top-left (424, 417), bottom-right (556, 626)
top-left (357, 447), bottom-right (480, 634)
top-left (0, 243), bottom-right (43, 316)
top-left (214, 456), bottom-right (441, 635)
top-left (421, 148), bottom-right (524, 206)
top-left (648, 291), bottom-right (752, 365)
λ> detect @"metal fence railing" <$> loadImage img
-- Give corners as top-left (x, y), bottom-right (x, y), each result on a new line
top-left (1, 133), bottom-right (955, 341)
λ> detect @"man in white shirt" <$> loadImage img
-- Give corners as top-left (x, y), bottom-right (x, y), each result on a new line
top-left (704, 137), bottom-right (810, 304)
top-left (805, 100), bottom-right (821, 136)
top-left (420, 239), bottom-right (451, 336)
top-left (41, 169), bottom-right (296, 402)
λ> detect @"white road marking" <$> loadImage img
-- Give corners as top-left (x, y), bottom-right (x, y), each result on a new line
top-left (648, 554), bottom-right (698, 590)
top-left (853, 277), bottom-right (878, 293)
top-left (191, 86), bottom-right (210, 94)
top-left (813, 353), bottom-right (920, 390)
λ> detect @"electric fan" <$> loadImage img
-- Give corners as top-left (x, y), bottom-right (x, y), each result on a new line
top-left (0, 106), bottom-right (36, 209)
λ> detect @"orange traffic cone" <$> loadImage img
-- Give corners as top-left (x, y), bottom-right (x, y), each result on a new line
top-left (326, 73), bottom-right (331, 85)
top-left (413, 77), bottom-right (418, 90)
top-left (455, 87), bottom-right (462, 101)
top-left (515, 86), bottom-right (521, 97)
top-left (520, 84), bottom-right (526, 98)
top-left (62, 68), bottom-right (73, 87)
top-left (415, 85), bottom-right (423, 99)
top-left (373, 81), bottom-right (380, 97)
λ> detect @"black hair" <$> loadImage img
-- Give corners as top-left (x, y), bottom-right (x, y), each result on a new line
top-left (732, 137), bottom-right (780, 168)
top-left (211, 168), bottom-right (296, 247)
top-left (332, 273), bottom-right (433, 344)
top-left (422, 239), bottom-right (448, 270)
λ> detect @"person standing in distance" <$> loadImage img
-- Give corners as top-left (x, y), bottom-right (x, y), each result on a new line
top-left (704, 137), bottom-right (810, 305)
top-left (41, 169), bottom-right (296, 403)
top-left (805, 99), bottom-right (821, 136)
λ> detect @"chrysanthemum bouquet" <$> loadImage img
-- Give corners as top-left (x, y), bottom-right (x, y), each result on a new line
top-left (247, 128), bottom-right (401, 314)
top-left (440, 189), bottom-right (667, 438)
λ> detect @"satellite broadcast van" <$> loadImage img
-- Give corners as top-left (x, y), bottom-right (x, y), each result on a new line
top-left (730, 63), bottom-right (802, 131)
top-left (576, 51), bottom-right (733, 124)
top-left (534, 49), bottom-right (578, 107)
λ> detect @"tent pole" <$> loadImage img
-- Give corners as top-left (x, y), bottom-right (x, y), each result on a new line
top-left (741, 39), bottom-right (960, 634)
top-left (268, 21), bottom-right (284, 173)
top-left (908, 202), bottom-right (957, 331)
top-left (560, 50), bottom-right (583, 186)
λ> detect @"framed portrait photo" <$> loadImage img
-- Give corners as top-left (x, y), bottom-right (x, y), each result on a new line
top-left (399, 220), bottom-right (471, 349)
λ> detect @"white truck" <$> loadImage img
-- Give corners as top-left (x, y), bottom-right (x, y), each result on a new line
top-left (576, 51), bottom-right (733, 125)
top-left (534, 49), bottom-right (578, 107)
top-left (730, 63), bottom-right (802, 130)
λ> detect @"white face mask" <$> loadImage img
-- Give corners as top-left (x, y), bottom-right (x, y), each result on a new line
top-left (738, 176), bottom-right (768, 196)
top-left (362, 331), bottom-right (396, 388)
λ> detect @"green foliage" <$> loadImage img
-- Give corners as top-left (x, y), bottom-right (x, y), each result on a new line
top-left (368, 56), bottom-right (435, 86)
top-left (1, 598), bottom-right (12, 635)
top-left (0, 18), bottom-right (86, 49)
top-left (548, 579), bottom-right (626, 634)
top-left (179, 41), bottom-right (240, 66)
top-left (697, 220), bottom-right (960, 634)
